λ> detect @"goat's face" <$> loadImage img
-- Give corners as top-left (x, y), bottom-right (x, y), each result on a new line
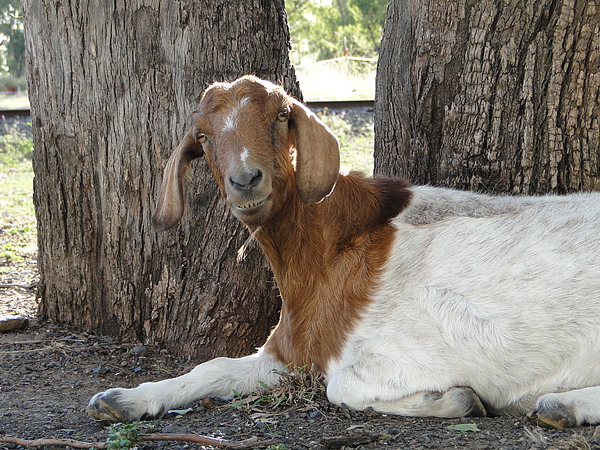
top-left (153, 76), bottom-right (340, 231)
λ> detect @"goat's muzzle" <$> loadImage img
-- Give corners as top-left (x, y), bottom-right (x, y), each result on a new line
top-left (224, 165), bottom-right (274, 225)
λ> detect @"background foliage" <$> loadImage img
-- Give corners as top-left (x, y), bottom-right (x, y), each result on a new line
top-left (287, 0), bottom-right (387, 64)
top-left (0, 0), bottom-right (24, 80)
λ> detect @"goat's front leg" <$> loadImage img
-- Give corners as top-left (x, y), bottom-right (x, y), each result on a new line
top-left (86, 349), bottom-right (284, 423)
top-left (527, 386), bottom-right (600, 428)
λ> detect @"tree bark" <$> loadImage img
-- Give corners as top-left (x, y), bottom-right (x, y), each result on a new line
top-left (23, 0), bottom-right (299, 360)
top-left (375, 0), bottom-right (600, 195)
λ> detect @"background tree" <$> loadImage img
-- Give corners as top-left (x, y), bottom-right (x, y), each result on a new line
top-left (375, 0), bottom-right (600, 195)
top-left (0, 0), bottom-right (25, 78)
top-left (22, 0), bottom-right (299, 360)
top-left (287, 0), bottom-right (387, 62)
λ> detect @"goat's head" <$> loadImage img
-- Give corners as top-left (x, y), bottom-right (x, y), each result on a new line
top-left (153, 76), bottom-right (340, 231)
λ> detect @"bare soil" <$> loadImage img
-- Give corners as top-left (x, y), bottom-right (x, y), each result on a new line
top-left (1, 257), bottom-right (599, 449)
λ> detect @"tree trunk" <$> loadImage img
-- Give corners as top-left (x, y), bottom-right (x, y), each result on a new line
top-left (375, 0), bottom-right (600, 195)
top-left (22, 0), bottom-right (299, 360)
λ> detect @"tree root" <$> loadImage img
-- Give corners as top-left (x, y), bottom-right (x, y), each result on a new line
top-left (0, 433), bottom-right (279, 449)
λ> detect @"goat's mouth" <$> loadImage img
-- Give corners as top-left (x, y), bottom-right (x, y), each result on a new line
top-left (233, 198), bottom-right (267, 211)
top-left (230, 194), bottom-right (272, 218)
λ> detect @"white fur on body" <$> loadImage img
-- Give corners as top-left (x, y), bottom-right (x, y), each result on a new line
top-left (328, 187), bottom-right (600, 421)
top-left (88, 185), bottom-right (600, 426)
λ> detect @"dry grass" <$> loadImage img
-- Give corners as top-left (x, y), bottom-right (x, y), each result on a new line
top-left (230, 365), bottom-right (326, 412)
top-left (0, 92), bottom-right (30, 109)
top-left (295, 66), bottom-right (375, 101)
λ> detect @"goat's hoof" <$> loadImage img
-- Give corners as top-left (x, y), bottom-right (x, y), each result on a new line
top-left (527, 406), bottom-right (577, 429)
top-left (86, 389), bottom-right (143, 423)
top-left (447, 386), bottom-right (487, 417)
top-left (527, 395), bottom-right (578, 429)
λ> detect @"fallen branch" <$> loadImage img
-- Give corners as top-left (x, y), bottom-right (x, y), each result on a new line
top-left (0, 436), bottom-right (106, 448)
top-left (0, 433), bottom-right (279, 449)
top-left (321, 432), bottom-right (382, 448)
top-left (143, 433), bottom-right (279, 448)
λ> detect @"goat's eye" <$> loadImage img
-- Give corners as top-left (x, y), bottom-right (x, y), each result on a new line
top-left (276, 108), bottom-right (290, 122)
top-left (196, 132), bottom-right (207, 143)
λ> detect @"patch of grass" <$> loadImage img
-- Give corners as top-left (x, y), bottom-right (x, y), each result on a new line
top-left (317, 109), bottom-right (374, 175)
top-left (0, 123), bottom-right (33, 167)
top-left (231, 365), bottom-right (325, 412)
top-left (106, 421), bottom-right (158, 450)
top-left (0, 124), bottom-right (36, 271)
top-left (296, 66), bottom-right (375, 101)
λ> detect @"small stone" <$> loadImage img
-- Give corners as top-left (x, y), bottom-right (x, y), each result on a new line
top-left (162, 425), bottom-right (191, 434)
top-left (201, 397), bottom-right (214, 409)
top-left (132, 344), bottom-right (148, 355)
top-left (0, 315), bottom-right (29, 333)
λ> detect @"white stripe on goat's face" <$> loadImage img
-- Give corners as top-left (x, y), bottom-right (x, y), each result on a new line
top-left (240, 147), bottom-right (250, 167)
top-left (217, 101), bottom-right (276, 224)
top-left (222, 97), bottom-right (249, 134)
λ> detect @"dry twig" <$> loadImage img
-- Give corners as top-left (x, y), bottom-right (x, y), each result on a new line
top-left (0, 434), bottom-right (279, 449)
top-left (0, 436), bottom-right (106, 448)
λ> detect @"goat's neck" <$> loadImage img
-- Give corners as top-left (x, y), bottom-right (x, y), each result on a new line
top-left (258, 173), bottom-right (412, 371)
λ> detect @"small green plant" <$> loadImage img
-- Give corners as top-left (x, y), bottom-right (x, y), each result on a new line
top-left (1, 242), bottom-right (20, 262)
top-left (266, 443), bottom-right (286, 449)
top-left (105, 421), bottom-right (157, 450)
top-left (254, 381), bottom-right (288, 408)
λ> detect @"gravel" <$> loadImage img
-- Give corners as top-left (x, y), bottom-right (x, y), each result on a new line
top-left (1, 322), bottom-right (599, 449)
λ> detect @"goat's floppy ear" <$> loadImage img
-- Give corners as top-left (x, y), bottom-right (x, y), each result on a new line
top-left (289, 99), bottom-right (340, 204)
top-left (152, 133), bottom-right (203, 232)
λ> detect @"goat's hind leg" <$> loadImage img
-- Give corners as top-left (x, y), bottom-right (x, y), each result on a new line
top-left (327, 363), bottom-right (486, 418)
top-left (367, 386), bottom-right (487, 418)
top-left (528, 386), bottom-right (600, 428)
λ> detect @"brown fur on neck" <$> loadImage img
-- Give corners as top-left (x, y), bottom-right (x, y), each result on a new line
top-left (260, 173), bottom-right (412, 371)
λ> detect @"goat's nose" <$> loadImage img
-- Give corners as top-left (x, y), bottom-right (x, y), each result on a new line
top-left (229, 168), bottom-right (263, 191)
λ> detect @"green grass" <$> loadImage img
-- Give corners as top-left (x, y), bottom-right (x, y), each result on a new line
top-left (0, 124), bottom-right (36, 270)
top-left (317, 109), bottom-right (374, 175)
top-left (297, 69), bottom-right (375, 173)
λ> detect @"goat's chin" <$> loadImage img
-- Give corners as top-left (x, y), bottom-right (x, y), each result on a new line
top-left (229, 196), bottom-right (273, 226)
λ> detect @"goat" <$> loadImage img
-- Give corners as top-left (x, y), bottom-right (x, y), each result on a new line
top-left (87, 75), bottom-right (600, 428)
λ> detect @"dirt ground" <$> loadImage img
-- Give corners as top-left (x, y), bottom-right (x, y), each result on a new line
top-left (1, 258), bottom-right (600, 449)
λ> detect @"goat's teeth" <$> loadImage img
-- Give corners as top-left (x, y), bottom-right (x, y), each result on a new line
top-left (238, 201), bottom-right (258, 209)
top-left (233, 197), bottom-right (268, 211)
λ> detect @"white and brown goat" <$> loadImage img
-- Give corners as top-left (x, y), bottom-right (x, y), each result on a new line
top-left (87, 76), bottom-right (600, 428)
